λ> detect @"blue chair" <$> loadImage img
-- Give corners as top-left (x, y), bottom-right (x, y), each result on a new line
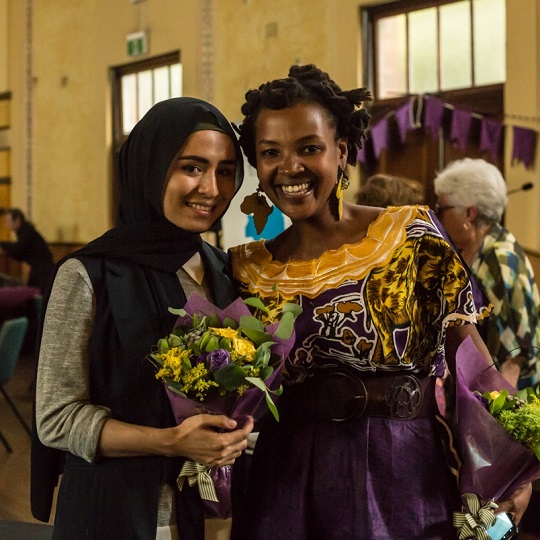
top-left (0, 316), bottom-right (30, 452)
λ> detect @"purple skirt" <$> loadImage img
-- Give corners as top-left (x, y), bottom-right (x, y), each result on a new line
top-left (232, 411), bottom-right (460, 540)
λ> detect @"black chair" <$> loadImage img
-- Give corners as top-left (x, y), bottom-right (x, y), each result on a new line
top-left (0, 316), bottom-right (30, 452)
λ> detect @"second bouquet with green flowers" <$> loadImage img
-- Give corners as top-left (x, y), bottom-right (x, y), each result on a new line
top-left (452, 337), bottom-right (540, 539)
top-left (148, 292), bottom-right (302, 518)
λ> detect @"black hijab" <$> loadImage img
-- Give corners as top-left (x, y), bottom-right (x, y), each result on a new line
top-left (76, 96), bottom-right (244, 270)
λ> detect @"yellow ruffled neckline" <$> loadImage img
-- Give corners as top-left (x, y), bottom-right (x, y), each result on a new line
top-left (231, 205), bottom-right (428, 300)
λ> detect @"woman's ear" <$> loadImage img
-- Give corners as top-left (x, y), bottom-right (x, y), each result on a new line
top-left (466, 206), bottom-right (479, 221)
top-left (338, 138), bottom-right (348, 168)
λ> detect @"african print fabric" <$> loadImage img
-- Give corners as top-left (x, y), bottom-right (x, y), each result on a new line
top-left (231, 205), bottom-right (490, 382)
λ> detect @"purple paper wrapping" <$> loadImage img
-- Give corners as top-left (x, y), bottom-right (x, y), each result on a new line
top-left (165, 293), bottom-right (296, 518)
top-left (455, 336), bottom-right (540, 502)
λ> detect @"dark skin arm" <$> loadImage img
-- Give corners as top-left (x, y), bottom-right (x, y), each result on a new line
top-left (445, 324), bottom-right (532, 524)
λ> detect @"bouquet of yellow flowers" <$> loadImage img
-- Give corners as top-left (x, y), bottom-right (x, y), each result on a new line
top-left (452, 336), bottom-right (540, 539)
top-left (149, 292), bottom-right (301, 518)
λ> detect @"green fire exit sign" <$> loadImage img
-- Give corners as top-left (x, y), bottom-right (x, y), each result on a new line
top-left (127, 31), bottom-right (148, 57)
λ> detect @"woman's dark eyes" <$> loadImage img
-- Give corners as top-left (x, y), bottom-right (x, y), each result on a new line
top-left (302, 145), bottom-right (321, 154)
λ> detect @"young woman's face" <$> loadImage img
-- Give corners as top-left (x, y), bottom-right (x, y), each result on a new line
top-left (254, 102), bottom-right (347, 223)
top-left (163, 130), bottom-right (237, 232)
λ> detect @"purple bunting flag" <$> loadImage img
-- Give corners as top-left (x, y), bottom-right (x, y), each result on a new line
top-left (371, 118), bottom-right (389, 159)
top-left (512, 126), bottom-right (536, 169)
top-left (423, 97), bottom-right (445, 139)
top-left (395, 102), bottom-right (412, 143)
top-left (480, 119), bottom-right (503, 161)
top-left (450, 109), bottom-right (472, 152)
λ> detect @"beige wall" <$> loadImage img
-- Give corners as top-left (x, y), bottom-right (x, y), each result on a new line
top-left (0, 0), bottom-right (7, 92)
top-left (504, 0), bottom-right (540, 253)
top-left (3, 0), bottom-right (540, 250)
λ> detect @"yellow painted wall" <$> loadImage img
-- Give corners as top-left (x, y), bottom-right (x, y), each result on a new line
top-left (504, 0), bottom-right (540, 253)
top-left (2, 0), bottom-right (540, 251)
top-left (0, 0), bottom-right (7, 92)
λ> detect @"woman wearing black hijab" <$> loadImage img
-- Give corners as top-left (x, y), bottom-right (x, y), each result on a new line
top-left (30, 98), bottom-right (253, 539)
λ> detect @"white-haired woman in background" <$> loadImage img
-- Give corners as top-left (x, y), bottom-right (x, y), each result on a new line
top-left (434, 158), bottom-right (540, 389)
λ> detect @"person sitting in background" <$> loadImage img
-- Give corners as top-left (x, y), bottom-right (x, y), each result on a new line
top-left (355, 173), bottom-right (425, 207)
top-left (434, 158), bottom-right (540, 389)
top-left (0, 208), bottom-right (54, 292)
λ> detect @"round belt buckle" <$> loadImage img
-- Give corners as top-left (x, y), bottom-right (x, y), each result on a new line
top-left (384, 375), bottom-right (423, 419)
top-left (331, 374), bottom-right (367, 422)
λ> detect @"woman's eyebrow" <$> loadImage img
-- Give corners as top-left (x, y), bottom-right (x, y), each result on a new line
top-left (258, 134), bottom-right (320, 146)
top-left (178, 155), bottom-right (237, 166)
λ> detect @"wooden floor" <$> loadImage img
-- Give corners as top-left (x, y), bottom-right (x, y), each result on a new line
top-left (0, 351), bottom-right (41, 524)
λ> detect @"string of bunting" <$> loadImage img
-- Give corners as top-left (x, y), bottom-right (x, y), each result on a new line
top-left (358, 95), bottom-right (537, 170)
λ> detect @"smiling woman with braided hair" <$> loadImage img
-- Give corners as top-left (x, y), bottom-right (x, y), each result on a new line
top-left (229, 64), bottom-right (531, 539)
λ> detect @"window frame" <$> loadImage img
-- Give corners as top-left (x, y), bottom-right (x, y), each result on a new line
top-left (363, 0), bottom-right (503, 100)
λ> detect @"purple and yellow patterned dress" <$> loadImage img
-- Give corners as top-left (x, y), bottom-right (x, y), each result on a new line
top-left (230, 206), bottom-right (489, 540)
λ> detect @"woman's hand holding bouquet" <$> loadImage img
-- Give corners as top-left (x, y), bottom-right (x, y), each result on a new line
top-left (149, 293), bottom-right (301, 518)
top-left (453, 336), bottom-right (540, 539)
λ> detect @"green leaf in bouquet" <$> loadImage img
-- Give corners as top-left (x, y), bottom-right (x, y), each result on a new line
top-left (157, 338), bottom-right (170, 354)
top-left (274, 384), bottom-right (283, 396)
top-left (222, 317), bottom-right (239, 329)
top-left (488, 390), bottom-right (509, 416)
top-left (241, 327), bottom-right (273, 346)
top-left (282, 302), bottom-right (303, 318)
top-left (245, 376), bottom-right (280, 421)
top-left (167, 334), bottom-right (182, 348)
top-left (252, 341), bottom-right (274, 367)
top-left (208, 313), bottom-right (220, 327)
top-left (274, 311), bottom-right (295, 340)
top-left (265, 393), bottom-right (280, 422)
top-left (149, 353), bottom-right (164, 367)
top-left (259, 365), bottom-right (274, 381)
top-left (239, 314), bottom-right (265, 332)
top-left (219, 337), bottom-right (232, 350)
top-left (168, 307), bottom-right (187, 317)
top-left (165, 379), bottom-right (187, 397)
top-left (515, 389), bottom-right (529, 404)
top-left (171, 327), bottom-right (185, 338)
top-left (182, 355), bottom-right (192, 371)
top-left (243, 297), bottom-right (269, 314)
top-left (213, 364), bottom-right (247, 391)
top-left (198, 331), bottom-right (211, 351)
top-left (204, 335), bottom-right (220, 352)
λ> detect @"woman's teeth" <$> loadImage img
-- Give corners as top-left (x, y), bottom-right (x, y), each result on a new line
top-left (281, 182), bottom-right (310, 194)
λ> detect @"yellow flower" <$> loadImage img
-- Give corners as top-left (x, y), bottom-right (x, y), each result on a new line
top-left (232, 337), bottom-right (257, 361)
top-left (210, 327), bottom-right (238, 338)
top-left (155, 347), bottom-right (191, 382)
top-left (489, 391), bottom-right (501, 400)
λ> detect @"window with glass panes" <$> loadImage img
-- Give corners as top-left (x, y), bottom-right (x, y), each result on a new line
top-left (365, 0), bottom-right (505, 100)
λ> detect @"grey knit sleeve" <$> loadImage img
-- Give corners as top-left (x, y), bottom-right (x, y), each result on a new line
top-left (35, 258), bottom-right (111, 463)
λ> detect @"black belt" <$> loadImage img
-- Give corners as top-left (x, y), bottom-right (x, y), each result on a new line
top-left (281, 367), bottom-right (438, 422)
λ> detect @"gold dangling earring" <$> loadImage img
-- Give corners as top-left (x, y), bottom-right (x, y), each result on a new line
top-left (240, 186), bottom-right (273, 234)
top-left (335, 169), bottom-right (350, 220)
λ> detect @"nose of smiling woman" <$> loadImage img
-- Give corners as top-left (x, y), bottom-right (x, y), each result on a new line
top-left (278, 152), bottom-right (304, 177)
top-left (197, 169), bottom-right (220, 197)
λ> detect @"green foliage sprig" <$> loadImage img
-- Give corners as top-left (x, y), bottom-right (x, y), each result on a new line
top-left (480, 387), bottom-right (540, 460)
